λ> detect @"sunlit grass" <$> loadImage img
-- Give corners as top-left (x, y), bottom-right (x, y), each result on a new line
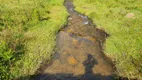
top-left (12, 5), bottom-right (68, 78)
top-left (74, 0), bottom-right (142, 79)
top-left (0, 0), bottom-right (68, 79)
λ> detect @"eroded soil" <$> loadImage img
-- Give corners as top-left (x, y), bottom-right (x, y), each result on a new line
top-left (34, 0), bottom-right (115, 80)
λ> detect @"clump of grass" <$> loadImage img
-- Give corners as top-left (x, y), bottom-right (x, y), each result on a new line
top-left (0, 27), bottom-right (25, 79)
top-left (74, 0), bottom-right (142, 79)
top-left (0, 0), bottom-right (68, 79)
top-left (0, 41), bottom-right (13, 80)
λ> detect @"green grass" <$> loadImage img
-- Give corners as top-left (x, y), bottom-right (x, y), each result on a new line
top-left (74, 0), bottom-right (142, 79)
top-left (0, 0), bottom-right (68, 79)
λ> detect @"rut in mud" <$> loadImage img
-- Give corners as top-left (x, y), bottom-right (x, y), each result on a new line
top-left (34, 0), bottom-right (115, 80)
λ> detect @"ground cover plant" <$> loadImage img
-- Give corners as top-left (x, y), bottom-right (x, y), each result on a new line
top-left (0, 0), bottom-right (68, 79)
top-left (74, 0), bottom-right (142, 79)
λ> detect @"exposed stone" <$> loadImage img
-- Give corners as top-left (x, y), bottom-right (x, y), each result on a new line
top-left (63, 52), bottom-right (68, 55)
top-left (68, 17), bottom-right (72, 20)
top-left (125, 13), bottom-right (135, 19)
top-left (67, 28), bottom-right (73, 33)
top-left (85, 36), bottom-right (96, 42)
top-left (83, 21), bottom-right (89, 25)
top-left (72, 39), bottom-right (79, 45)
top-left (67, 56), bottom-right (78, 65)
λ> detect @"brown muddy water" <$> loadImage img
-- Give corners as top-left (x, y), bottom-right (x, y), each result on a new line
top-left (33, 0), bottom-right (115, 80)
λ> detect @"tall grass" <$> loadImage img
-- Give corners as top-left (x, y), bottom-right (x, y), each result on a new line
top-left (0, 0), bottom-right (68, 79)
top-left (74, 0), bottom-right (142, 79)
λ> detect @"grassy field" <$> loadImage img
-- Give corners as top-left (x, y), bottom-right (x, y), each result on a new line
top-left (0, 0), bottom-right (68, 79)
top-left (74, 0), bottom-right (142, 79)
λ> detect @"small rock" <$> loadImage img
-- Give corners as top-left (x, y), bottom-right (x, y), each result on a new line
top-left (68, 23), bottom-right (71, 26)
top-left (85, 36), bottom-right (96, 42)
top-left (68, 17), bottom-right (72, 20)
top-left (73, 39), bottom-right (78, 43)
top-left (84, 16), bottom-right (88, 19)
top-left (63, 52), bottom-right (68, 55)
top-left (67, 56), bottom-right (77, 65)
top-left (67, 29), bottom-right (73, 33)
top-left (72, 39), bottom-right (79, 45)
top-left (69, 8), bottom-right (73, 12)
top-left (83, 21), bottom-right (89, 25)
top-left (125, 13), bottom-right (135, 19)
top-left (72, 38), bottom-right (81, 48)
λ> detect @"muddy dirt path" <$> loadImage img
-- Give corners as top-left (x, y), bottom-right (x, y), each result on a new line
top-left (34, 0), bottom-right (115, 80)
